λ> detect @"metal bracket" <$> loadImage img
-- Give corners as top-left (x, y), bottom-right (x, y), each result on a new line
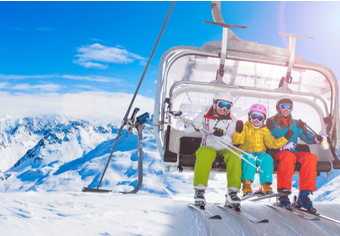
top-left (82, 108), bottom-right (150, 194)
top-left (204, 1), bottom-right (247, 83)
top-left (121, 123), bottom-right (145, 194)
top-left (279, 32), bottom-right (314, 90)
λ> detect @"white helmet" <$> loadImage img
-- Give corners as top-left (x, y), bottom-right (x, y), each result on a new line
top-left (276, 95), bottom-right (293, 113)
top-left (213, 91), bottom-right (233, 104)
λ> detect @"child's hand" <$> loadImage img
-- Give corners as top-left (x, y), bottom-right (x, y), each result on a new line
top-left (314, 134), bottom-right (327, 144)
top-left (213, 127), bottom-right (224, 136)
top-left (266, 118), bottom-right (275, 130)
top-left (194, 122), bottom-right (203, 132)
top-left (236, 120), bottom-right (243, 133)
top-left (284, 129), bottom-right (294, 140)
top-left (280, 142), bottom-right (296, 151)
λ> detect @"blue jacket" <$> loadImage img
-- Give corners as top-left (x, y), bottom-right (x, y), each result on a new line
top-left (268, 119), bottom-right (315, 154)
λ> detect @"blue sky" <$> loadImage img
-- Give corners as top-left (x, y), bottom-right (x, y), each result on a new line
top-left (0, 1), bottom-right (339, 119)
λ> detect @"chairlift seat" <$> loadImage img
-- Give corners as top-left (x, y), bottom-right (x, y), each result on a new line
top-left (175, 136), bottom-right (331, 173)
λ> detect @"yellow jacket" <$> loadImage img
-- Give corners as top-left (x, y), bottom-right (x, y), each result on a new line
top-left (233, 121), bottom-right (288, 153)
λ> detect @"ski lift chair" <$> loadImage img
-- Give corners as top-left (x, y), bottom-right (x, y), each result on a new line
top-left (153, 27), bottom-right (340, 178)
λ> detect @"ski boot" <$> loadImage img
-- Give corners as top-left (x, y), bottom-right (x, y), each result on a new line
top-left (261, 182), bottom-right (273, 195)
top-left (277, 188), bottom-right (293, 210)
top-left (254, 189), bottom-right (265, 196)
top-left (278, 195), bottom-right (293, 210)
top-left (194, 189), bottom-right (206, 209)
top-left (295, 190), bottom-right (317, 214)
top-left (225, 189), bottom-right (241, 210)
top-left (242, 179), bottom-right (253, 197)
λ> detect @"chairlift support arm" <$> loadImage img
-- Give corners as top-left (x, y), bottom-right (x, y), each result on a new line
top-left (204, 1), bottom-right (247, 82)
top-left (279, 32), bottom-right (314, 89)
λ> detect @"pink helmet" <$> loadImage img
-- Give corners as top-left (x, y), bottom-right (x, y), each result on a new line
top-left (249, 103), bottom-right (267, 117)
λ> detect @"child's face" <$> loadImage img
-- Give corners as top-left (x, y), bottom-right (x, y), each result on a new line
top-left (251, 119), bottom-right (261, 127)
top-left (280, 108), bottom-right (291, 117)
top-left (216, 106), bottom-right (228, 116)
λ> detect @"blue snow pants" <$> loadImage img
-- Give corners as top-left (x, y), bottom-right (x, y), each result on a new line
top-left (241, 151), bottom-right (273, 184)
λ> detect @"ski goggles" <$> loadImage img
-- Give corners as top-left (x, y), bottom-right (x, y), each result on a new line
top-left (216, 100), bottom-right (232, 111)
top-left (250, 112), bottom-right (265, 122)
top-left (279, 103), bottom-right (293, 111)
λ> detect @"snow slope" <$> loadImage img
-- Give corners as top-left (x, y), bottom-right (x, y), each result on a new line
top-left (0, 115), bottom-right (340, 235)
top-left (1, 183), bottom-right (340, 235)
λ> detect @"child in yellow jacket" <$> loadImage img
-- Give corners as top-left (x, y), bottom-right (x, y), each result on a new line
top-left (233, 104), bottom-right (294, 196)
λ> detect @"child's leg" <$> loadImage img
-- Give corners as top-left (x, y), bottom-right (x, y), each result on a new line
top-left (295, 152), bottom-right (317, 191)
top-left (219, 148), bottom-right (242, 190)
top-left (255, 152), bottom-right (274, 184)
top-left (193, 146), bottom-right (217, 187)
top-left (241, 151), bottom-right (256, 182)
top-left (272, 151), bottom-right (297, 190)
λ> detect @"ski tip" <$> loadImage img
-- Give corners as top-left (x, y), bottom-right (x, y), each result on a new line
top-left (258, 219), bottom-right (269, 223)
top-left (209, 215), bottom-right (223, 220)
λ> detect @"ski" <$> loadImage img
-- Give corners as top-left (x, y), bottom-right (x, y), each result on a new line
top-left (292, 206), bottom-right (340, 225)
top-left (188, 203), bottom-right (222, 220)
top-left (216, 204), bottom-right (269, 223)
top-left (250, 192), bottom-right (287, 202)
top-left (266, 203), bottom-right (319, 220)
top-left (241, 191), bottom-right (265, 201)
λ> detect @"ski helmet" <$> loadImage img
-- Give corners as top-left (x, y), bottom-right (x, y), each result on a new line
top-left (248, 104), bottom-right (267, 128)
top-left (213, 91), bottom-right (233, 115)
top-left (213, 91), bottom-right (233, 104)
top-left (248, 103), bottom-right (267, 120)
top-left (276, 95), bottom-right (293, 114)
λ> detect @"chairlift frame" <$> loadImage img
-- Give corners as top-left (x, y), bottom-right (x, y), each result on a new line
top-left (153, 1), bottom-right (340, 175)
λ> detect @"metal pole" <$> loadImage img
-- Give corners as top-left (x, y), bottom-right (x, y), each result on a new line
top-left (95, 2), bottom-right (176, 190)
top-left (122, 124), bottom-right (144, 194)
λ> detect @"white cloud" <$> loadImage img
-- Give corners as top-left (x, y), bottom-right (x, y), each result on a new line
top-left (10, 83), bottom-right (63, 92)
top-left (73, 43), bottom-right (147, 69)
top-left (73, 61), bottom-right (108, 69)
top-left (0, 74), bottom-right (124, 83)
top-left (61, 75), bottom-right (123, 83)
top-left (0, 91), bottom-right (154, 123)
top-left (0, 82), bottom-right (10, 88)
top-left (35, 27), bottom-right (55, 31)
top-left (75, 85), bottom-right (101, 91)
top-left (0, 74), bottom-right (55, 80)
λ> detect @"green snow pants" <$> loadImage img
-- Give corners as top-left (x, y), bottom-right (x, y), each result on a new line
top-left (193, 146), bottom-right (242, 189)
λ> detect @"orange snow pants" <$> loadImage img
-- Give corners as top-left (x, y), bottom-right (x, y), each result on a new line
top-left (272, 151), bottom-right (317, 191)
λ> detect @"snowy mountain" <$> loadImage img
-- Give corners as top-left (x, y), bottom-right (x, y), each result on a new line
top-left (1, 115), bottom-right (340, 235)
top-left (0, 114), bottom-right (189, 194)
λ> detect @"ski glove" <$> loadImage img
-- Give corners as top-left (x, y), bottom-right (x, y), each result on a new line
top-left (284, 129), bottom-right (294, 140)
top-left (280, 142), bottom-right (296, 151)
top-left (314, 134), bottom-right (327, 144)
top-left (213, 127), bottom-right (224, 137)
top-left (266, 118), bottom-right (275, 130)
top-left (213, 120), bottom-right (229, 137)
top-left (235, 120), bottom-right (243, 133)
top-left (194, 122), bottom-right (203, 132)
top-left (296, 119), bottom-right (306, 129)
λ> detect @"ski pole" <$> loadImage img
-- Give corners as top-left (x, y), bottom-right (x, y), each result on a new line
top-left (198, 127), bottom-right (263, 173)
top-left (303, 124), bottom-right (332, 151)
top-left (168, 111), bottom-right (263, 173)
top-left (175, 113), bottom-right (259, 161)
top-left (168, 111), bottom-right (258, 160)
top-left (208, 131), bottom-right (262, 163)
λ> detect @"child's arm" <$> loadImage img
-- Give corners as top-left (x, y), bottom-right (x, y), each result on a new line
top-left (232, 120), bottom-right (245, 145)
top-left (263, 128), bottom-right (294, 149)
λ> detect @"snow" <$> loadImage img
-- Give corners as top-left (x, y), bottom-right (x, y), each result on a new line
top-left (0, 115), bottom-right (340, 235)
